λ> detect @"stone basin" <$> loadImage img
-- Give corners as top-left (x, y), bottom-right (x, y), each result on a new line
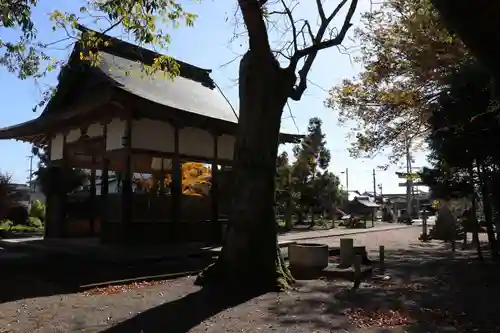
top-left (288, 243), bottom-right (329, 271)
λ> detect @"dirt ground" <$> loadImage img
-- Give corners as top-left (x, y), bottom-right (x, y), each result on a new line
top-left (1, 227), bottom-right (498, 333)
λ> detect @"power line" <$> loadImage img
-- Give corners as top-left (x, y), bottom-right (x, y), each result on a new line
top-left (214, 81), bottom-right (239, 121)
top-left (286, 102), bottom-right (300, 134)
top-left (213, 79), bottom-right (302, 138)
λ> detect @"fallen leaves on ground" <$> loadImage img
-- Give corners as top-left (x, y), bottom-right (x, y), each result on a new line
top-left (381, 282), bottom-right (425, 291)
top-left (344, 308), bottom-right (411, 328)
top-left (419, 308), bottom-right (500, 332)
top-left (82, 280), bottom-right (169, 296)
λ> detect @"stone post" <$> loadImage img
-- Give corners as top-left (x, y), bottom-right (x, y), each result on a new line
top-left (340, 238), bottom-right (354, 267)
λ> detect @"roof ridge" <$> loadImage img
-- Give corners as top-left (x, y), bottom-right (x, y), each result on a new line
top-left (76, 25), bottom-right (215, 87)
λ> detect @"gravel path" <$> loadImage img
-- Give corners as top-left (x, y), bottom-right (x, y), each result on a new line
top-left (0, 227), bottom-right (490, 333)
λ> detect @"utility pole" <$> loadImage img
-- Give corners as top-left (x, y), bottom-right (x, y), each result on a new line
top-left (405, 136), bottom-right (413, 219)
top-left (341, 168), bottom-right (349, 193)
top-left (372, 169), bottom-right (376, 199)
top-left (346, 168), bottom-right (349, 193)
top-left (27, 154), bottom-right (34, 191)
top-left (372, 168), bottom-right (377, 227)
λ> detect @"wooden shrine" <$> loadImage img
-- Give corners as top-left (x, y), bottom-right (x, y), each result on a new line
top-left (0, 27), bottom-right (302, 244)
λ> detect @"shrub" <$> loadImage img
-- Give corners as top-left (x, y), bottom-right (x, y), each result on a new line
top-left (0, 172), bottom-right (14, 219)
top-left (28, 217), bottom-right (43, 229)
top-left (29, 200), bottom-right (45, 222)
top-left (0, 220), bottom-right (13, 230)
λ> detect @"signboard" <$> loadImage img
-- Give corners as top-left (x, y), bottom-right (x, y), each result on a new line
top-left (395, 172), bottom-right (420, 180)
top-left (398, 181), bottom-right (425, 187)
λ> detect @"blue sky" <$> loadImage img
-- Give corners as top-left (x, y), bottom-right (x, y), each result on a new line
top-left (0, 0), bottom-right (428, 194)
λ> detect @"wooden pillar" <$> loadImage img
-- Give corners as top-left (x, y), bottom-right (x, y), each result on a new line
top-left (100, 158), bottom-right (109, 243)
top-left (89, 163), bottom-right (96, 236)
top-left (99, 121), bottom-right (109, 243)
top-left (59, 132), bottom-right (68, 238)
top-left (159, 158), bottom-right (166, 195)
top-left (211, 133), bottom-right (220, 243)
top-left (44, 135), bottom-right (53, 238)
top-left (211, 133), bottom-right (219, 224)
top-left (121, 117), bottom-right (133, 243)
top-left (171, 123), bottom-right (182, 238)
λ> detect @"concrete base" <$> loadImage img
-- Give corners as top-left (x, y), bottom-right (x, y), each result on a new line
top-left (329, 246), bottom-right (372, 266)
top-left (323, 262), bottom-right (373, 280)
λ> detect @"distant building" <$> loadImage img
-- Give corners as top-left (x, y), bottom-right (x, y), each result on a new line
top-left (11, 182), bottom-right (46, 206)
top-left (382, 192), bottom-right (430, 218)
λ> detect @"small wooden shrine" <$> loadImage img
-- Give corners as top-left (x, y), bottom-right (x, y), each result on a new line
top-left (0, 27), bottom-right (302, 244)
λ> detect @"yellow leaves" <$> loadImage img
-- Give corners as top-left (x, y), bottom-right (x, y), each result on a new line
top-left (180, 162), bottom-right (211, 196)
top-left (141, 55), bottom-right (180, 80)
top-left (341, 85), bottom-right (355, 94)
top-left (78, 50), bottom-right (102, 67)
top-left (137, 162), bottom-right (212, 196)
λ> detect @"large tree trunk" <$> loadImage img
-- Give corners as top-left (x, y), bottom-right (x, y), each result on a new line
top-left (471, 193), bottom-right (483, 260)
top-left (468, 165), bottom-right (483, 260)
top-left (477, 163), bottom-right (499, 259)
top-left (195, 50), bottom-right (296, 291)
top-left (284, 192), bottom-right (293, 231)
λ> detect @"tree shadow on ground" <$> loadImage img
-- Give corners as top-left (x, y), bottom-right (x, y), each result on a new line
top-left (270, 242), bottom-right (500, 332)
top-left (101, 286), bottom-right (260, 333)
top-left (0, 249), bottom-right (215, 304)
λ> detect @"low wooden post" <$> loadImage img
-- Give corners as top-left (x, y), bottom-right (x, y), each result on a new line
top-left (379, 245), bottom-right (385, 274)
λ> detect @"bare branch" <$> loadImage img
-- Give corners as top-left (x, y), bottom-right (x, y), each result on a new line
top-left (101, 17), bottom-right (124, 35)
top-left (316, 0), bottom-right (326, 22)
top-left (268, 10), bottom-right (287, 15)
top-left (273, 49), bottom-right (291, 60)
top-left (219, 52), bottom-right (244, 69)
top-left (289, 0), bottom-right (358, 101)
top-left (303, 20), bottom-right (314, 42)
top-left (279, 0), bottom-right (297, 53)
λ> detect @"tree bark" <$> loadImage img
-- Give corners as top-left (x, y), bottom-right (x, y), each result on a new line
top-left (284, 191), bottom-right (293, 231)
top-left (468, 164), bottom-right (483, 259)
top-left (477, 163), bottom-right (499, 259)
top-left (471, 193), bottom-right (483, 260)
top-left (195, 50), bottom-right (296, 291)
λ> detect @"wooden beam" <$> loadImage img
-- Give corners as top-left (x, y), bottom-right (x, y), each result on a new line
top-left (129, 148), bottom-right (233, 166)
top-left (127, 93), bottom-right (302, 143)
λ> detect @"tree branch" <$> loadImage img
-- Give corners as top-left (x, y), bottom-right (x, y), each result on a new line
top-left (280, 0), bottom-right (298, 53)
top-left (289, 0), bottom-right (358, 101)
top-left (316, 0), bottom-right (326, 22)
top-left (303, 20), bottom-right (314, 42)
